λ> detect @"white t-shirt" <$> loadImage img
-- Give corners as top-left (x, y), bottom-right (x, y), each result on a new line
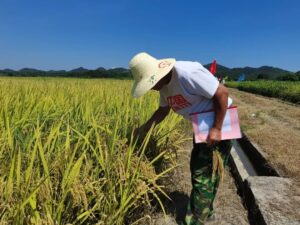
top-left (159, 61), bottom-right (233, 119)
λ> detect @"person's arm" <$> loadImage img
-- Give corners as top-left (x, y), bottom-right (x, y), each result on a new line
top-left (135, 106), bottom-right (170, 137)
top-left (207, 84), bottom-right (229, 145)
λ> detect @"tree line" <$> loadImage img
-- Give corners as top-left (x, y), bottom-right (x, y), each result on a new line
top-left (0, 68), bottom-right (132, 79)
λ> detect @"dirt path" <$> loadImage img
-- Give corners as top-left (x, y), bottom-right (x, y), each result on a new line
top-left (153, 141), bottom-right (249, 225)
top-left (228, 88), bottom-right (300, 179)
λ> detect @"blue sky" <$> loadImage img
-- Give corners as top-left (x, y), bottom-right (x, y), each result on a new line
top-left (0, 0), bottom-right (299, 72)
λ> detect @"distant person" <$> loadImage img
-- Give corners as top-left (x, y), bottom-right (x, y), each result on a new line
top-left (130, 52), bottom-right (233, 225)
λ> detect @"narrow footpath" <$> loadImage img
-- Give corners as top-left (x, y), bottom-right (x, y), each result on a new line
top-left (153, 141), bottom-right (249, 225)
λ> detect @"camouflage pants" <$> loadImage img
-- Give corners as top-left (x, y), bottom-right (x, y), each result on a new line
top-left (183, 140), bottom-right (232, 225)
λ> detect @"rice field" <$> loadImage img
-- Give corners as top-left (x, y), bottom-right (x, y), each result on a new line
top-left (0, 77), bottom-right (186, 225)
top-left (226, 81), bottom-right (300, 104)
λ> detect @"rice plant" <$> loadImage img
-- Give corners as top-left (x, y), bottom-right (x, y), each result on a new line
top-left (0, 77), bottom-right (186, 224)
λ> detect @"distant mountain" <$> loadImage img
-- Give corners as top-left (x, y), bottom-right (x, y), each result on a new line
top-left (70, 67), bottom-right (88, 73)
top-left (108, 67), bottom-right (130, 73)
top-left (6, 68), bottom-right (47, 76)
top-left (0, 64), bottom-right (297, 80)
top-left (204, 64), bottom-right (292, 80)
top-left (96, 67), bottom-right (106, 71)
top-left (204, 64), bottom-right (232, 76)
top-left (47, 70), bottom-right (67, 73)
top-left (19, 68), bottom-right (43, 72)
top-left (0, 66), bottom-right (131, 79)
top-left (2, 68), bottom-right (15, 72)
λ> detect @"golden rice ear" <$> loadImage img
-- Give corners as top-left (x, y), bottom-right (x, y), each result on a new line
top-left (217, 151), bottom-right (225, 182)
top-left (212, 149), bottom-right (224, 182)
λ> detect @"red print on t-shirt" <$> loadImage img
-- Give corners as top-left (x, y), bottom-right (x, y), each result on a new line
top-left (167, 94), bottom-right (191, 111)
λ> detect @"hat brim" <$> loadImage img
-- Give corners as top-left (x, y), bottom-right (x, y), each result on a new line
top-left (132, 58), bottom-right (176, 98)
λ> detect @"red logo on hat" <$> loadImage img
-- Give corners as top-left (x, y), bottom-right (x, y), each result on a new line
top-left (158, 61), bottom-right (171, 68)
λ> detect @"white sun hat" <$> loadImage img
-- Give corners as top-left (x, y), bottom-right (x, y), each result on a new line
top-left (130, 52), bottom-right (176, 98)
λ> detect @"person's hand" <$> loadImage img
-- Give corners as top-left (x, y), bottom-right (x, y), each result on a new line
top-left (207, 127), bottom-right (221, 146)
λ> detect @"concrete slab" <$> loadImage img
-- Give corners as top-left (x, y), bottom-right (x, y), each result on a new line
top-left (246, 176), bottom-right (300, 225)
top-left (230, 140), bottom-right (257, 181)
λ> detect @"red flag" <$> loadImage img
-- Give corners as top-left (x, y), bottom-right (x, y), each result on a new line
top-left (209, 59), bottom-right (217, 75)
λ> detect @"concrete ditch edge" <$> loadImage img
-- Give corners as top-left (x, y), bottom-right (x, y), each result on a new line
top-left (229, 134), bottom-right (299, 225)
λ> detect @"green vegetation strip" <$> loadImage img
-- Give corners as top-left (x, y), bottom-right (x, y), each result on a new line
top-left (226, 81), bottom-right (300, 104)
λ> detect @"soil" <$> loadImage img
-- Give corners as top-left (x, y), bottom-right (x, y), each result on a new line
top-left (152, 141), bottom-right (249, 225)
top-left (228, 88), bottom-right (300, 180)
